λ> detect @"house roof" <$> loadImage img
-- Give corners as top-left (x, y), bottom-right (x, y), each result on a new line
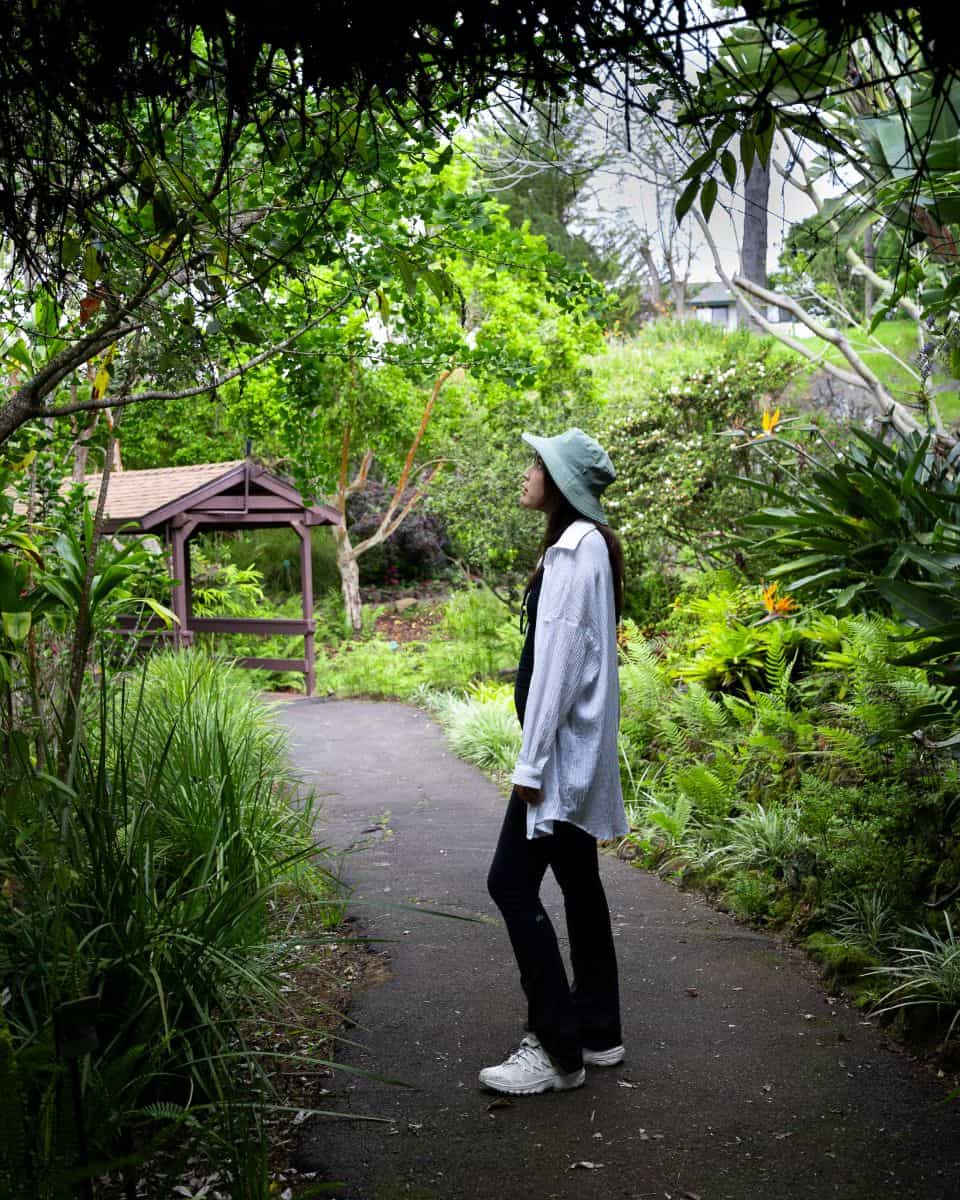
top-left (690, 281), bottom-right (735, 306)
top-left (75, 460), bottom-right (341, 531)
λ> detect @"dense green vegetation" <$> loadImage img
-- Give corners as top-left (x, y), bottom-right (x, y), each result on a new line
top-left (5, 4), bottom-right (960, 1189)
top-left (0, 469), bottom-right (342, 1196)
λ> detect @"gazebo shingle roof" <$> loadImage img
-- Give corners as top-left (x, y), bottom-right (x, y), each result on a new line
top-left (80, 461), bottom-right (245, 522)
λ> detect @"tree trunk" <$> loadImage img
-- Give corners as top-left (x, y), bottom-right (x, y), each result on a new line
top-left (666, 252), bottom-right (687, 319)
top-left (739, 159), bottom-right (770, 330)
top-left (335, 530), bottom-right (363, 635)
top-left (639, 242), bottom-right (664, 313)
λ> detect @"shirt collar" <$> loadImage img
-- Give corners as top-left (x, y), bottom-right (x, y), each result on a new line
top-left (555, 519), bottom-right (596, 550)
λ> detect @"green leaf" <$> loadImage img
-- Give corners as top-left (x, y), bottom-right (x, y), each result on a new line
top-left (740, 131), bottom-right (756, 180)
top-left (874, 579), bottom-right (956, 627)
top-left (62, 234), bottom-right (82, 268)
top-left (676, 178), bottom-right (701, 222)
top-left (721, 149), bottom-right (737, 189)
top-left (767, 552), bottom-right (836, 575)
top-left (229, 320), bottom-right (260, 344)
top-left (681, 148), bottom-right (717, 182)
top-left (393, 252), bottom-right (417, 297)
top-left (2, 610), bottom-right (31, 642)
top-left (138, 597), bottom-right (177, 628)
top-left (424, 269), bottom-right (454, 304)
top-left (832, 583), bottom-right (866, 609)
top-left (899, 544), bottom-right (960, 573)
top-left (700, 177), bottom-right (719, 222)
top-left (5, 340), bottom-right (33, 370)
top-left (82, 244), bottom-right (100, 284)
top-left (787, 567), bottom-right (848, 591)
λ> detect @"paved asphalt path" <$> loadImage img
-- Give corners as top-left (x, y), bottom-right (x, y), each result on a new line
top-left (276, 698), bottom-right (959, 1200)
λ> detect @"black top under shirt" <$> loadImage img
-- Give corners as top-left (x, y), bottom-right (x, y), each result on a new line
top-left (514, 571), bottom-right (542, 729)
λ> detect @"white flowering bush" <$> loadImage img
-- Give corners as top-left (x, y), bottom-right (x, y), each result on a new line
top-left (596, 327), bottom-right (797, 624)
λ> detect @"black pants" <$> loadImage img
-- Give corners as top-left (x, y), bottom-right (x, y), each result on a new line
top-left (487, 788), bottom-right (622, 1073)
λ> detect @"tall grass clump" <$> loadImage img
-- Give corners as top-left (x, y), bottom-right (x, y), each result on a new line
top-left (110, 650), bottom-right (320, 895)
top-left (426, 683), bottom-right (522, 773)
top-left (0, 656), bottom-right (332, 1197)
top-left (872, 914), bottom-right (960, 1046)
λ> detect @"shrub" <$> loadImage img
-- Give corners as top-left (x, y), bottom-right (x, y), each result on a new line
top-left (596, 324), bottom-right (798, 622)
top-left (828, 888), bottom-right (902, 957)
top-left (709, 804), bottom-right (807, 876)
top-left (346, 478), bottom-right (450, 583)
top-left (727, 870), bottom-right (776, 922)
top-left (221, 525), bottom-right (341, 599)
top-left (110, 651), bottom-right (321, 894)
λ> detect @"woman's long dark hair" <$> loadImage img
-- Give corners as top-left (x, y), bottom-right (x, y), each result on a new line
top-left (524, 464), bottom-right (625, 622)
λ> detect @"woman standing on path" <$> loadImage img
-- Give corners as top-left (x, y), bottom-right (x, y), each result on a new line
top-left (480, 427), bottom-right (629, 1096)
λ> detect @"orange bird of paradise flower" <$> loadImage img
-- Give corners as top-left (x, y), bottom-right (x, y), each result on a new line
top-left (761, 581), bottom-right (798, 616)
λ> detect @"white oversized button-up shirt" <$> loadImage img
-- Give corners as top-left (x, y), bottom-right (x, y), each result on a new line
top-left (511, 519), bottom-right (627, 842)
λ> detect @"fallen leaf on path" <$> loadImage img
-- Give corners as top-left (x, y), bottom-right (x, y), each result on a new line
top-left (686, 987), bottom-right (699, 997)
top-left (487, 1098), bottom-right (514, 1112)
top-left (618, 1080), bottom-right (641, 1088)
top-left (569, 1161), bottom-right (604, 1170)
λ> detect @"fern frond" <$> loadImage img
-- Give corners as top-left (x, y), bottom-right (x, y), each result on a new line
top-left (764, 626), bottom-right (794, 701)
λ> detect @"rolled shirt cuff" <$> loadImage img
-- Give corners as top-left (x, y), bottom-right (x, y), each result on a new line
top-left (512, 762), bottom-right (543, 788)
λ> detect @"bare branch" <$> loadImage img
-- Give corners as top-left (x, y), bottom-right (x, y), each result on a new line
top-left (345, 450), bottom-right (374, 497)
top-left (374, 368), bottom-right (454, 535)
top-left (356, 462), bottom-right (445, 555)
top-left (38, 311), bottom-right (341, 421)
top-left (693, 209), bottom-right (868, 389)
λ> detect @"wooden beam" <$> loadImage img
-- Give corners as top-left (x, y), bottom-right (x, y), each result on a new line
top-left (184, 534), bottom-right (194, 632)
top-left (189, 494), bottom-right (300, 512)
top-left (138, 463), bottom-right (248, 529)
top-left (189, 617), bottom-right (315, 635)
top-left (234, 656), bottom-right (307, 672)
top-left (305, 505), bottom-right (342, 526)
top-left (187, 512), bottom-right (309, 529)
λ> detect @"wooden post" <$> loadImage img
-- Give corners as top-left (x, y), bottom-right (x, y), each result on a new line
top-left (169, 517), bottom-right (197, 650)
top-left (170, 523), bottom-right (188, 649)
top-left (183, 535), bottom-right (194, 647)
top-left (296, 520), bottom-right (315, 696)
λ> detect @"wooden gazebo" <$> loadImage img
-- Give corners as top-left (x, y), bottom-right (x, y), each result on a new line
top-left (84, 459), bottom-right (340, 695)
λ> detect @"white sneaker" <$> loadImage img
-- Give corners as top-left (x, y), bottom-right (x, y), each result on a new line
top-left (479, 1035), bottom-right (586, 1095)
top-left (582, 1044), bottom-right (625, 1067)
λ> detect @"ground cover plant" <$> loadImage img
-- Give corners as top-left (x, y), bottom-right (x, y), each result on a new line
top-left (390, 563), bottom-right (960, 1057)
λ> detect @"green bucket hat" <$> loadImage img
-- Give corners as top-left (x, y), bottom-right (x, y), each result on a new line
top-left (522, 427), bottom-right (616, 525)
